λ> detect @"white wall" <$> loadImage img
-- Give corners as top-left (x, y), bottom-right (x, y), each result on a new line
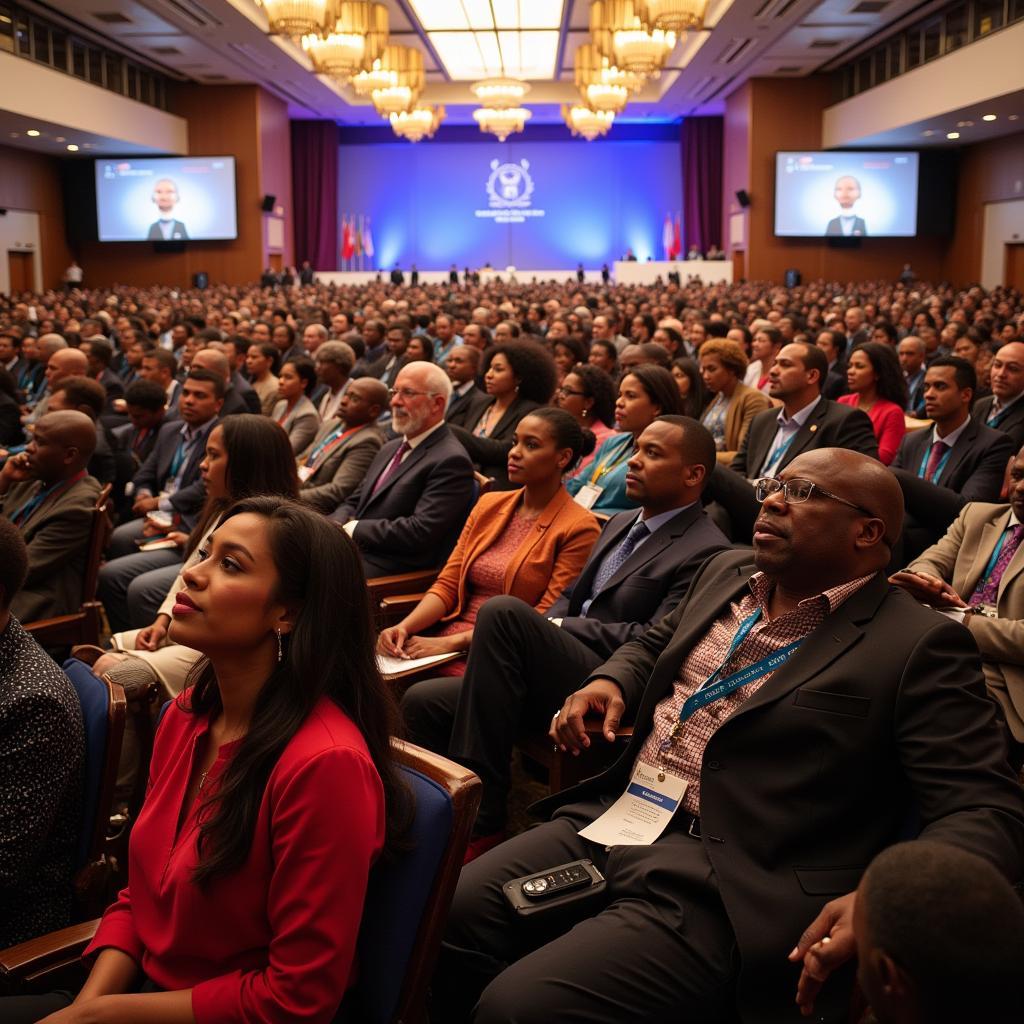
top-left (0, 209), bottom-right (41, 294)
top-left (981, 199), bottom-right (1024, 289)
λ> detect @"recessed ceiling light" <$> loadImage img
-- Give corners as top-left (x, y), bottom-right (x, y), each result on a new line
top-left (66, 144), bottom-right (79, 152)
top-left (55, 136), bottom-right (65, 142)
top-left (946, 131), bottom-right (960, 139)
top-left (956, 120), bottom-right (974, 127)
top-left (922, 129), bottom-right (935, 136)
top-left (9, 132), bottom-right (19, 138)
top-left (1009, 114), bottom-right (1019, 121)
top-left (26, 129), bottom-right (40, 137)
top-left (982, 113), bottom-right (997, 121)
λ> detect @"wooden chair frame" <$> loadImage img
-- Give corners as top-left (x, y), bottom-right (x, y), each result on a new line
top-left (517, 719), bottom-right (633, 794)
top-left (24, 483), bottom-right (113, 650)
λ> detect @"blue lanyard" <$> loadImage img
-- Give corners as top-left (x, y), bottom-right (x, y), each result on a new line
top-left (11, 471), bottom-right (87, 527)
top-left (987, 405), bottom-right (1013, 428)
top-left (917, 442), bottom-right (952, 483)
top-left (660, 608), bottom-right (803, 748)
top-left (168, 436), bottom-right (189, 479)
top-left (761, 430), bottom-right (798, 476)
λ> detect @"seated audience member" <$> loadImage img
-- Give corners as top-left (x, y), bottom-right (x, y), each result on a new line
top-left (0, 330), bottom-right (25, 387)
top-left (556, 363), bottom-right (617, 475)
top-left (46, 376), bottom-right (120, 486)
top-left (244, 341), bottom-right (280, 416)
top-left (890, 356), bottom-right (1015, 558)
top-left (331, 362), bottom-right (476, 577)
top-left (444, 345), bottom-right (490, 429)
top-left (897, 336), bottom-right (928, 416)
top-left (450, 341), bottom-right (557, 489)
top-left (401, 416), bottom-right (729, 856)
top-left (891, 443), bottom-right (1024, 762)
top-left (712, 342), bottom-right (878, 540)
top-left (114, 379), bottom-right (168, 471)
top-left (365, 323), bottom-right (412, 387)
top-left (0, 497), bottom-right (410, 1024)
top-left (0, 518), bottom-right (84, 948)
top-left (351, 318), bottom-right (387, 375)
top-left (743, 325), bottom-right (783, 394)
top-left (670, 357), bottom-right (706, 419)
top-left (100, 371), bottom-right (224, 630)
top-left (272, 320), bottom-right (306, 366)
top-left (297, 378), bottom-right (387, 514)
top-left (93, 417), bottom-right (300, 697)
top-left (192, 347), bottom-right (259, 416)
top-left (838, 341), bottom-right (907, 465)
top-left (855, 842), bottom-right (1024, 1024)
top-left (698, 339), bottom-right (772, 466)
top-left (403, 333), bottom-right (435, 366)
top-left (552, 336), bottom-right (588, 385)
top-left (0, 411), bottom-right (100, 621)
top-left (15, 334), bottom-right (47, 406)
top-left (816, 328), bottom-right (848, 400)
top-left (588, 338), bottom-right (618, 376)
top-left (568, 364), bottom-right (683, 515)
top-left (24, 346), bottom-right (88, 425)
top-left (272, 356), bottom-right (321, 454)
top-left (432, 313), bottom-right (461, 365)
top-left (433, 449), bottom-right (1024, 1024)
top-left (380, 408), bottom-right (600, 671)
top-left (80, 336), bottom-right (125, 415)
top-left (972, 341), bottom-right (1024, 449)
top-left (0, 367), bottom-right (24, 447)
top-left (139, 347), bottom-right (181, 413)
top-left (314, 340), bottom-right (356, 422)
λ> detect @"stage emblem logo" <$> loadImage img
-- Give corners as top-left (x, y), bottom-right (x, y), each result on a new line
top-left (476, 159), bottom-right (545, 222)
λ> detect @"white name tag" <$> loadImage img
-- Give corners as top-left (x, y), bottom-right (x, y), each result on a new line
top-left (579, 760), bottom-right (687, 847)
top-left (573, 484), bottom-right (604, 510)
top-left (297, 465), bottom-right (314, 482)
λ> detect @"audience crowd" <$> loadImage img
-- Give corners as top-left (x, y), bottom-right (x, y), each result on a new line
top-left (2, 270), bottom-right (1024, 1023)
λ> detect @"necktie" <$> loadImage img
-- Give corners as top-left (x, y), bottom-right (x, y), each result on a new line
top-left (923, 440), bottom-right (946, 481)
top-left (371, 440), bottom-right (410, 496)
top-left (590, 520), bottom-right (650, 596)
top-left (969, 524), bottom-right (1024, 607)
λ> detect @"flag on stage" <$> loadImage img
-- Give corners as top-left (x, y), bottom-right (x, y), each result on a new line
top-left (672, 215), bottom-right (682, 260)
top-left (363, 217), bottom-right (375, 260)
top-left (662, 214), bottom-right (673, 260)
top-left (341, 217), bottom-right (355, 261)
top-left (354, 219), bottom-right (363, 257)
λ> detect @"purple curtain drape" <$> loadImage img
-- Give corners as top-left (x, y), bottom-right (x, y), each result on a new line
top-left (681, 116), bottom-right (723, 253)
top-left (291, 120), bottom-right (339, 271)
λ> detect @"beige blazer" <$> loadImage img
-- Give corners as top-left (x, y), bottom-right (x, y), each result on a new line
top-left (709, 383), bottom-right (773, 466)
top-left (909, 501), bottom-right (1024, 741)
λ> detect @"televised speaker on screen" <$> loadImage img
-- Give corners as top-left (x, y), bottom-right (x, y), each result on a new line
top-left (146, 179), bottom-right (190, 241)
top-left (824, 175), bottom-right (867, 237)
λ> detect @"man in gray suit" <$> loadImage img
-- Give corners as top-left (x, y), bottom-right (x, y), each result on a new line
top-left (0, 411), bottom-right (100, 622)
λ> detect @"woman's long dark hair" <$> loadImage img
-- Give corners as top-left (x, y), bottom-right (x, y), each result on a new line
top-left (671, 357), bottom-right (707, 420)
top-left (184, 415), bottom-right (300, 558)
top-left (622, 363), bottom-right (684, 419)
top-left (569, 363), bottom-right (616, 427)
top-left (850, 341), bottom-right (908, 408)
top-left (185, 496), bottom-right (411, 883)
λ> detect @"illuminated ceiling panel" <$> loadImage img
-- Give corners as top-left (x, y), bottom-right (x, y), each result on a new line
top-left (411, 0), bottom-right (564, 79)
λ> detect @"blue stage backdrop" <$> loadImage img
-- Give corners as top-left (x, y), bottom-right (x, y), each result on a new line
top-left (337, 134), bottom-right (682, 270)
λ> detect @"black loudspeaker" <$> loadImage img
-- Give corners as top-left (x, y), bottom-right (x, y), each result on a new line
top-left (0, 208), bottom-right (7, 216)
top-left (736, 189), bottom-right (751, 208)
top-left (261, 194), bottom-right (276, 212)
top-left (784, 269), bottom-right (801, 288)
top-left (193, 272), bottom-right (209, 289)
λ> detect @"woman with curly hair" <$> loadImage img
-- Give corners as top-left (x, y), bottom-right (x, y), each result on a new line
top-left (450, 340), bottom-right (557, 489)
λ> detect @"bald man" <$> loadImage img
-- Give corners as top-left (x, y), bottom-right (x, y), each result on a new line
top-left (0, 411), bottom-right (101, 621)
top-left (191, 347), bottom-right (259, 416)
top-left (436, 449), bottom-right (1024, 1024)
top-left (24, 347), bottom-right (88, 425)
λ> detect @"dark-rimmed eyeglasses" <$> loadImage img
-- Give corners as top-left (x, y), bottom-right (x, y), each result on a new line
top-left (754, 477), bottom-right (877, 519)
top-left (388, 387), bottom-right (438, 401)
top-left (555, 386), bottom-right (586, 398)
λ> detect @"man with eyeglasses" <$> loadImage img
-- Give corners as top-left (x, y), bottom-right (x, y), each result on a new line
top-left (330, 362), bottom-right (475, 577)
top-left (434, 448), bottom-right (1024, 1024)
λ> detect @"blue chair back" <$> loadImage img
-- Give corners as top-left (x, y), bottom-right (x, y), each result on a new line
top-left (349, 764), bottom-right (453, 1023)
top-left (62, 658), bottom-right (112, 868)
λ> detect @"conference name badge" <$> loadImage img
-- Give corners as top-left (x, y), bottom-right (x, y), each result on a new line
top-left (579, 761), bottom-right (687, 847)
top-left (574, 484), bottom-right (604, 510)
top-left (297, 465), bottom-right (314, 482)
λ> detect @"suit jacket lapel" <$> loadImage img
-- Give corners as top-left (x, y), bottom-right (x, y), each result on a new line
top-left (959, 510), bottom-right (1008, 597)
top-left (602, 505), bottom-right (703, 592)
top-left (938, 419), bottom-right (978, 486)
top-left (505, 489), bottom-right (573, 583)
top-left (782, 400), bottom-right (827, 467)
top-left (748, 416), bottom-right (776, 478)
top-left (364, 427), bottom-right (441, 505)
top-left (568, 513), bottom-right (634, 612)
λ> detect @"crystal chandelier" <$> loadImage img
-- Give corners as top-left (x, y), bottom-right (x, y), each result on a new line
top-left (562, 103), bottom-right (615, 141)
top-left (261, 0), bottom-right (330, 38)
top-left (350, 56), bottom-right (396, 96)
top-left (470, 78), bottom-right (531, 108)
top-left (640, 0), bottom-right (708, 32)
top-left (574, 42), bottom-right (639, 114)
top-left (390, 104), bottom-right (445, 142)
top-left (590, 0), bottom-right (677, 77)
top-left (369, 45), bottom-right (425, 114)
top-left (472, 106), bottom-right (532, 142)
top-left (300, 1), bottom-right (387, 80)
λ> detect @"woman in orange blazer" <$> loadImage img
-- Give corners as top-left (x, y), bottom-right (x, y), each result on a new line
top-left (699, 338), bottom-right (773, 466)
top-left (378, 408), bottom-right (599, 673)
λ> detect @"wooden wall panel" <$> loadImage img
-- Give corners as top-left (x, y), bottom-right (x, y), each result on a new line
top-left (258, 89), bottom-right (294, 269)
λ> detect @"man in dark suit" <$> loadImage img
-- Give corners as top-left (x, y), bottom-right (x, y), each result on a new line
top-left (401, 416), bottom-right (730, 853)
top-left (710, 342), bottom-right (877, 540)
top-left (891, 356), bottom-right (1015, 559)
top-left (434, 449), bottom-right (1024, 1024)
top-left (191, 348), bottom-right (259, 416)
top-left (146, 178), bottom-right (189, 240)
top-left (390, 264), bottom-right (405, 285)
top-left (824, 175), bottom-right (867, 236)
top-left (331, 362), bottom-right (475, 577)
top-left (444, 345), bottom-right (489, 429)
top-left (0, 330), bottom-right (26, 391)
top-left (816, 328), bottom-right (848, 401)
top-left (79, 337), bottom-right (124, 419)
top-left (972, 341), bottom-right (1024, 450)
top-left (350, 319), bottom-right (388, 378)
top-left (0, 411), bottom-right (101, 622)
top-left (362, 324), bottom-right (410, 388)
top-left (898, 335), bottom-right (928, 416)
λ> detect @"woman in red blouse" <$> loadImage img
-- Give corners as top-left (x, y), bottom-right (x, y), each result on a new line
top-left (11, 497), bottom-right (409, 1024)
top-left (838, 341), bottom-right (908, 465)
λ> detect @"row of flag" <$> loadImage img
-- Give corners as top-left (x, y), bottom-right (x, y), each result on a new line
top-left (662, 213), bottom-right (683, 261)
top-left (341, 213), bottom-right (375, 267)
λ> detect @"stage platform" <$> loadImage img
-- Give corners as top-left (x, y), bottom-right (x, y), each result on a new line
top-left (612, 260), bottom-right (733, 284)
